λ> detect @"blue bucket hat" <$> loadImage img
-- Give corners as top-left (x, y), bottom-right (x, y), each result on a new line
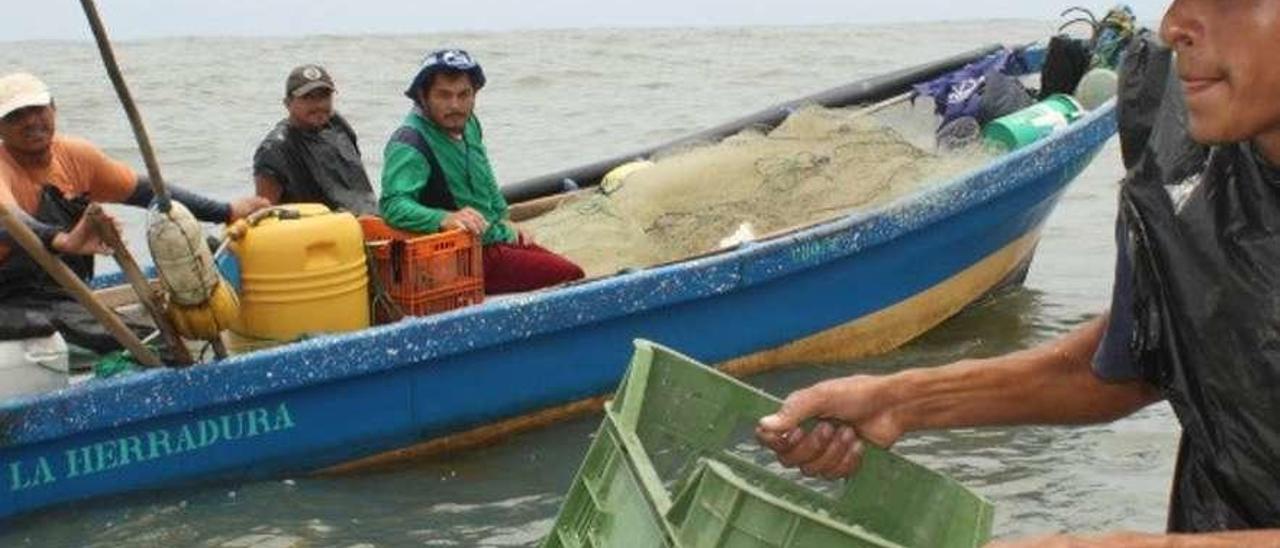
top-left (404, 49), bottom-right (487, 102)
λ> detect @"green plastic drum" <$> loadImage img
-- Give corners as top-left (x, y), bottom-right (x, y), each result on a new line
top-left (982, 94), bottom-right (1084, 152)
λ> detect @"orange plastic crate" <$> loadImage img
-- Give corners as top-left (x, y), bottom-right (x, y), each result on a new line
top-left (359, 217), bottom-right (484, 301)
top-left (374, 280), bottom-right (486, 324)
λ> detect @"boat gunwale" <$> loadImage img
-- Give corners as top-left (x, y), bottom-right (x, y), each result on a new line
top-left (0, 99), bottom-right (1117, 449)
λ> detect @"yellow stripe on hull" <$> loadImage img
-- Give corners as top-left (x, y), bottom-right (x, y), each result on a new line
top-left (721, 228), bottom-right (1043, 377)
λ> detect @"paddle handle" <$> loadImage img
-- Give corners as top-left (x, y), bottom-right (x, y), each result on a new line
top-left (86, 205), bottom-right (193, 365)
top-left (0, 203), bottom-right (162, 367)
top-left (79, 0), bottom-right (172, 212)
top-left (855, 91), bottom-right (915, 117)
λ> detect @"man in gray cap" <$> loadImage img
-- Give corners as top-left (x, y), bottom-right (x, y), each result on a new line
top-left (253, 64), bottom-right (376, 215)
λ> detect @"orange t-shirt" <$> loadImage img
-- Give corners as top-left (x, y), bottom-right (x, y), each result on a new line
top-left (0, 136), bottom-right (137, 262)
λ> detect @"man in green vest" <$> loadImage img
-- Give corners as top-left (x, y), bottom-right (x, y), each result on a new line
top-left (379, 49), bottom-right (584, 295)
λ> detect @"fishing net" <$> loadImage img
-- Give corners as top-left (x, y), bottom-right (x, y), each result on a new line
top-left (93, 350), bottom-right (142, 379)
top-left (519, 106), bottom-right (990, 278)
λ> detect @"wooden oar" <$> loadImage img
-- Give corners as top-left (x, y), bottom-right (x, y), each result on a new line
top-left (86, 204), bottom-right (193, 365)
top-left (78, 0), bottom-right (173, 212)
top-left (0, 203), bottom-right (162, 367)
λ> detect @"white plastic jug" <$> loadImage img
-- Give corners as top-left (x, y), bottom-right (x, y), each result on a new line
top-left (0, 332), bottom-right (69, 400)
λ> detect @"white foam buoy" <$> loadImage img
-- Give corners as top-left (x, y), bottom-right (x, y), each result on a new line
top-left (148, 201), bottom-right (219, 306)
top-left (1075, 67), bottom-right (1119, 111)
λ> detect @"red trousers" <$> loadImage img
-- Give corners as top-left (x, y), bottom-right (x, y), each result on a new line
top-left (482, 243), bottom-right (585, 295)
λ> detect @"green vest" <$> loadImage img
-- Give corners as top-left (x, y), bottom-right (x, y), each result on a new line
top-left (379, 112), bottom-right (515, 245)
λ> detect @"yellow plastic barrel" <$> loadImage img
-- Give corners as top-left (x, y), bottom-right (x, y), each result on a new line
top-left (228, 204), bottom-right (369, 342)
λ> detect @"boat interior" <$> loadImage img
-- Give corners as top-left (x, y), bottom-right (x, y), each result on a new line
top-left (4, 48), bottom-right (1097, 402)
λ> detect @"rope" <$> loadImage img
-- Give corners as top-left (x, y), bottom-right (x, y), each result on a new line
top-left (364, 243), bottom-right (404, 323)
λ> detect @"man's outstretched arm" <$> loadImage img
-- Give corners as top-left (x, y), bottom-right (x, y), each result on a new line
top-left (988, 529), bottom-right (1280, 547)
top-left (756, 315), bottom-right (1162, 479)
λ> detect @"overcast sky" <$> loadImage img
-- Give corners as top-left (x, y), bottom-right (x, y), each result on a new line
top-left (6, 1), bottom-right (1173, 42)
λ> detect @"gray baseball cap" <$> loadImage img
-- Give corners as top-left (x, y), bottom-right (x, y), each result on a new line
top-left (285, 65), bottom-right (335, 98)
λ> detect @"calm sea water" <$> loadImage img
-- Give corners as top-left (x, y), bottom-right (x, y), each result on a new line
top-left (0, 21), bottom-right (1177, 546)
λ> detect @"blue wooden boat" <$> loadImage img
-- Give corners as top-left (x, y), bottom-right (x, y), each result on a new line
top-left (0, 47), bottom-right (1116, 521)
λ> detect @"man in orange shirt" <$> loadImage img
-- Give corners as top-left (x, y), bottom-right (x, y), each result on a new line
top-left (0, 72), bottom-right (267, 353)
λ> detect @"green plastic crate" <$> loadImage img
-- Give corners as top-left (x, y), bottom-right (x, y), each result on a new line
top-left (668, 458), bottom-right (898, 548)
top-left (543, 422), bottom-right (676, 548)
top-left (542, 340), bottom-right (994, 548)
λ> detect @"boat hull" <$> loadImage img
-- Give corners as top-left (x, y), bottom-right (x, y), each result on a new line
top-left (0, 98), bottom-right (1115, 522)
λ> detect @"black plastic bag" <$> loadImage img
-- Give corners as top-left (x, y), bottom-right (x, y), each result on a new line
top-left (977, 69), bottom-right (1035, 124)
top-left (1116, 34), bottom-right (1280, 532)
top-left (1039, 35), bottom-right (1091, 99)
top-left (0, 307), bottom-right (56, 340)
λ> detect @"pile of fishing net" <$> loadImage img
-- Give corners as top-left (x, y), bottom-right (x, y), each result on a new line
top-left (519, 106), bottom-right (990, 278)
